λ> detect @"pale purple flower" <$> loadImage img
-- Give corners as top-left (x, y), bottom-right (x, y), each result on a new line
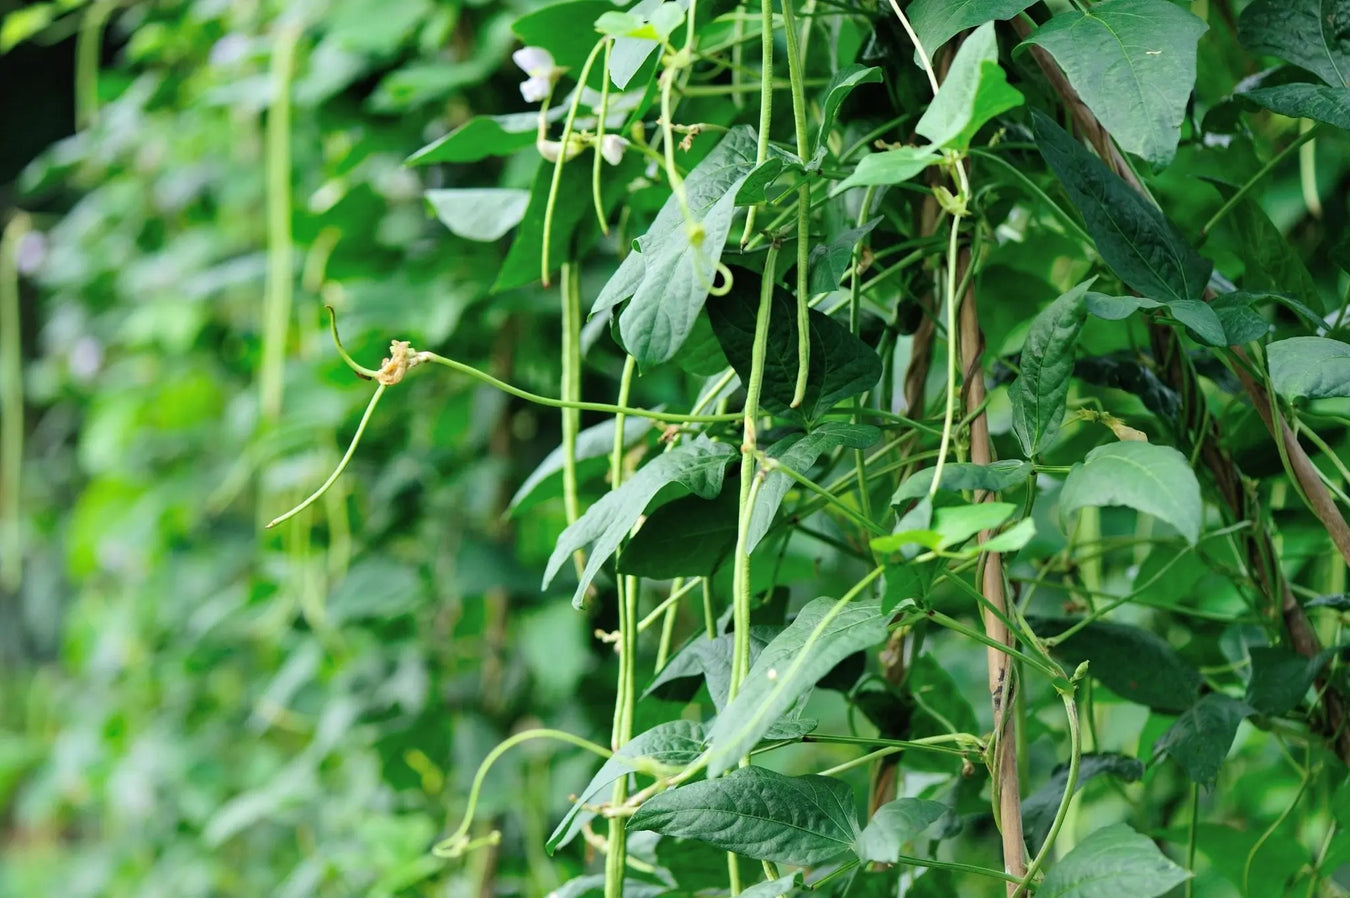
top-left (599, 134), bottom-right (629, 166)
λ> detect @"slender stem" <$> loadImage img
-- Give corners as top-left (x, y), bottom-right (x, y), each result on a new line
top-left (738, 0), bottom-right (775, 247)
top-left (542, 38), bottom-right (606, 284)
top-left (592, 39), bottom-right (614, 235)
top-left (259, 24), bottom-right (299, 425)
top-left (851, 187), bottom-right (878, 524)
top-left (1011, 690), bottom-right (1081, 898)
top-left (762, 457), bottom-right (888, 536)
top-left (930, 212), bottom-right (962, 498)
top-left (0, 214), bottom-right (28, 594)
top-left (925, 610), bottom-right (1062, 681)
top-left (1200, 127), bottom-right (1319, 238)
top-left (730, 243), bottom-right (780, 700)
top-left (779, 0), bottom-right (813, 408)
top-left (75, 0), bottom-right (116, 130)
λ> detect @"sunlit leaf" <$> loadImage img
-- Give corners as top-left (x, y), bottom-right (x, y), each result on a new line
top-left (1268, 336), bottom-right (1350, 400)
top-left (916, 22), bottom-right (1024, 151)
top-left (1038, 823), bottom-right (1191, 898)
top-left (1059, 442), bottom-right (1202, 544)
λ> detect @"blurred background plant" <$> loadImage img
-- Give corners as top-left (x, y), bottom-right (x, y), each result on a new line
top-left (0, 0), bottom-right (618, 894)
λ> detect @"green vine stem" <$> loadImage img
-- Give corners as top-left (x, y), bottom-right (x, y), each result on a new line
top-left (777, 0), bottom-right (812, 409)
top-left (1010, 683), bottom-right (1083, 898)
top-left (259, 23), bottom-right (299, 429)
top-left (560, 262), bottom-right (585, 579)
top-left (542, 38), bottom-right (607, 284)
top-left (1199, 126), bottom-right (1319, 240)
top-left (592, 39), bottom-right (614, 234)
top-left (433, 728), bottom-right (613, 859)
top-left (729, 242), bottom-right (780, 701)
top-left (75, 0), bottom-right (117, 130)
top-left (0, 214), bottom-right (28, 594)
top-left (738, 0), bottom-right (775, 247)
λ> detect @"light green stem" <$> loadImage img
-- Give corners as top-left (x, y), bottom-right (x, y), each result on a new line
top-left (738, 0), bottom-right (775, 247)
top-left (0, 215), bottom-right (28, 594)
top-left (542, 38), bottom-right (607, 284)
top-left (779, 0), bottom-right (812, 409)
top-left (259, 24), bottom-right (299, 426)
top-left (1011, 689), bottom-right (1081, 897)
top-left (593, 39), bottom-right (614, 234)
top-left (75, 0), bottom-right (116, 129)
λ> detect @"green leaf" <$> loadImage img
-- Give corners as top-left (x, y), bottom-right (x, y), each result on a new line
top-left (737, 874), bottom-right (801, 898)
top-left (1038, 823), bottom-right (1191, 898)
top-left (618, 488), bottom-right (739, 578)
top-left (1268, 337), bottom-right (1350, 400)
top-left (1009, 280), bottom-right (1091, 457)
top-left (510, 416), bottom-right (653, 515)
top-left (817, 65), bottom-right (884, 154)
top-left (629, 766), bottom-right (860, 866)
top-left (931, 502), bottom-right (1016, 550)
top-left (915, 22), bottom-right (1024, 151)
top-left (1040, 618), bottom-right (1203, 712)
top-left (1085, 292), bottom-right (1241, 346)
top-left (1240, 83), bottom-right (1350, 130)
top-left (809, 218), bottom-right (880, 293)
top-left (543, 436), bottom-right (736, 607)
top-left (406, 113), bottom-right (539, 164)
top-left (1237, 0), bottom-right (1350, 88)
top-left (830, 147), bottom-right (940, 195)
top-left (854, 798), bottom-right (948, 863)
top-left (424, 189), bottom-right (530, 242)
top-left (592, 126), bottom-right (759, 367)
top-left (673, 310), bottom-right (731, 377)
top-left (707, 276), bottom-right (883, 425)
top-left (548, 720), bottom-right (705, 852)
top-left (1210, 292), bottom-right (1271, 344)
top-left (512, 0), bottom-right (614, 74)
top-left (1019, 0), bottom-right (1207, 166)
top-left (1246, 646), bottom-right (1340, 715)
top-left (892, 460), bottom-right (1032, 504)
top-left (1032, 110), bottom-right (1213, 302)
top-left (881, 559), bottom-right (940, 613)
top-left (1023, 754), bottom-right (1145, 851)
top-left (906, 0), bottom-right (1037, 56)
top-left (1164, 299), bottom-right (1227, 346)
top-left (1224, 197), bottom-right (1327, 312)
top-left (706, 596), bottom-right (890, 775)
top-left (980, 518), bottom-right (1037, 554)
top-left (1059, 442), bottom-right (1203, 544)
top-left (644, 628), bottom-right (778, 711)
top-left (547, 875), bottom-right (666, 898)
top-left (1154, 693), bottom-right (1253, 789)
top-left (749, 423), bottom-right (881, 552)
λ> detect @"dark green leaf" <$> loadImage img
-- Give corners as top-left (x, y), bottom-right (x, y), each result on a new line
top-left (1237, 0), bottom-right (1350, 88)
top-left (907, 0), bottom-right (1037, 56)
top-left (1154, 693), bottom-right (1253, 788)
top-left (1240, 83), bottom-right (1350, 130)
top-left (854, 798), bottom-right (948, 863)
top-left (1059, 442), bottom-right (1203, 544)
top-left (543, 436), bottom-right (736, 607)
top-left (656, 839), bottom-right (760, 892)
top-left (1246, 646), bottom-right (1340, 715)
top-left (1023, 754), bottom-right (1145, 851)
top-left (510, 416), bottom-right (653, 514)
top-left (1075, 354), bottom-right (1182, 423)
top-left (915, 22), bottom-right (1024, 151)
top-left (629, 766), bottom-right (860, 866)
top-left (1085, 292), bottom-right (1243, 346)
top-left (706, 596), bottom-right (890, 775)
top-left (1009, 280), bottom-right (1092, 457)
top-left (512, 0), bottom-right (614, 74)
top-left (618, 488), bottom-right (739, 578)
top-left (673, 310), bottom-right (732, 377)
top-left (748, 422), bottom-right (881, 551)
top-left (1040, 618), bottom-right (1203, 712)
top-left (1038, 823), bottom-right (1191, 898)
top-left (1268, 337), bottom-right (1350, 400)
top-left (1224, 197), bottom-right (1327, 312)
top-left (881, 559), bottom-right (940, 614)
top-left (892, 460), bottom-right (1032, 504)
top-left (1165, 299), bottom-right (1227, 346)
top-left (1033, 110), bottom-right (1213, 302)
top-left (809, 218), bottom-right (880, 293)
top-left (425, 189), bottom-right (530, 241)
top-left (548, 720), bottom-right (705, 852)
top-left (1210, 292), bottom-right (1271, 344)
top-left (1019, 0), bottom-right (1207, 166)
top-left (707, 277), bottom-right (883, 425)
top-left (644, 628), bottom-right (779, 711)
top-left (592, 127), bottom-right (759, 366)
top-left (817, 65), bottom-right (884, 154)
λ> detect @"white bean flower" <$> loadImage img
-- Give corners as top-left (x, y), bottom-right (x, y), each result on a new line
top-left (513, 46), bottom-right (558, 103)
top-left (537, 135), bottom-right (586, 163)
top-left (599, 134), bottom-right (629, 166)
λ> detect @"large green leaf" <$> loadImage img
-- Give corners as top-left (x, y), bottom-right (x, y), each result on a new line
top-left (1020, 0), bottom-right (1207, 166)
top-left (547, 720), bottom-right (706, 852)
top-left (592, 126), bottom-right (759, 367)
top-left (1268, 337), bottom-right (1350, 400)
top-left (892, 460), bottom-right (1032, 504)
top-left (809, 218), bottom-right (880, 293)
top-left (1224, 197), bottom-right (1326, 312)
top-left (817, 64), bottom-right (883, 154)
top-left (1237, 0), bottom-right (1350, 88)
top-left (748, 423), bottom-right (881, 551)
top-left (707, 277), bottom-right (883, 425)
top-left (1154, 693), bottom-right (1253, 788)
top-left (1040, 618), bottom-right (1203, 712)
top-left (406, 113), bottom-right (539, 164)
top-left (1084, 292), bottom-right (1230, 346)
top-left (1246, 646), bottom-right (1340, 715)
top-left (907, 0), bottom-right (1037, 56)
top-left (425, 189), bottom-right (530, 241)
top-left (644, 628), bottom-right (778, 711)
top-left (831, 147), bottom-right (940, 195)
top-left (1059, 442), bottom-right (1202, 544)
top-left (854, 798), bottom-right (948, 863)
top-left (618, 488), bottom-right (739, 578)
top-left (1240, 83), bottom-right (1350, 130)
top-left (706, 596), bottom-right (890, 775)
top-left (543, 436), bottom-right (736, 607)
top-left (510, 416), bottom-right (653, 514)
top-left (1009, 280), bottom-right (1091, 457)
top-left (629, 767), bottom-right (860, 866)
top-left (1023, 754), bottom-right (1145, 851)
top-left (1032, 110), bottom-right (1213, 302)
top-left (915, 22), bottom-right (1024, 151)
top-left (1038, 823), bottom-right (1191, 898)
